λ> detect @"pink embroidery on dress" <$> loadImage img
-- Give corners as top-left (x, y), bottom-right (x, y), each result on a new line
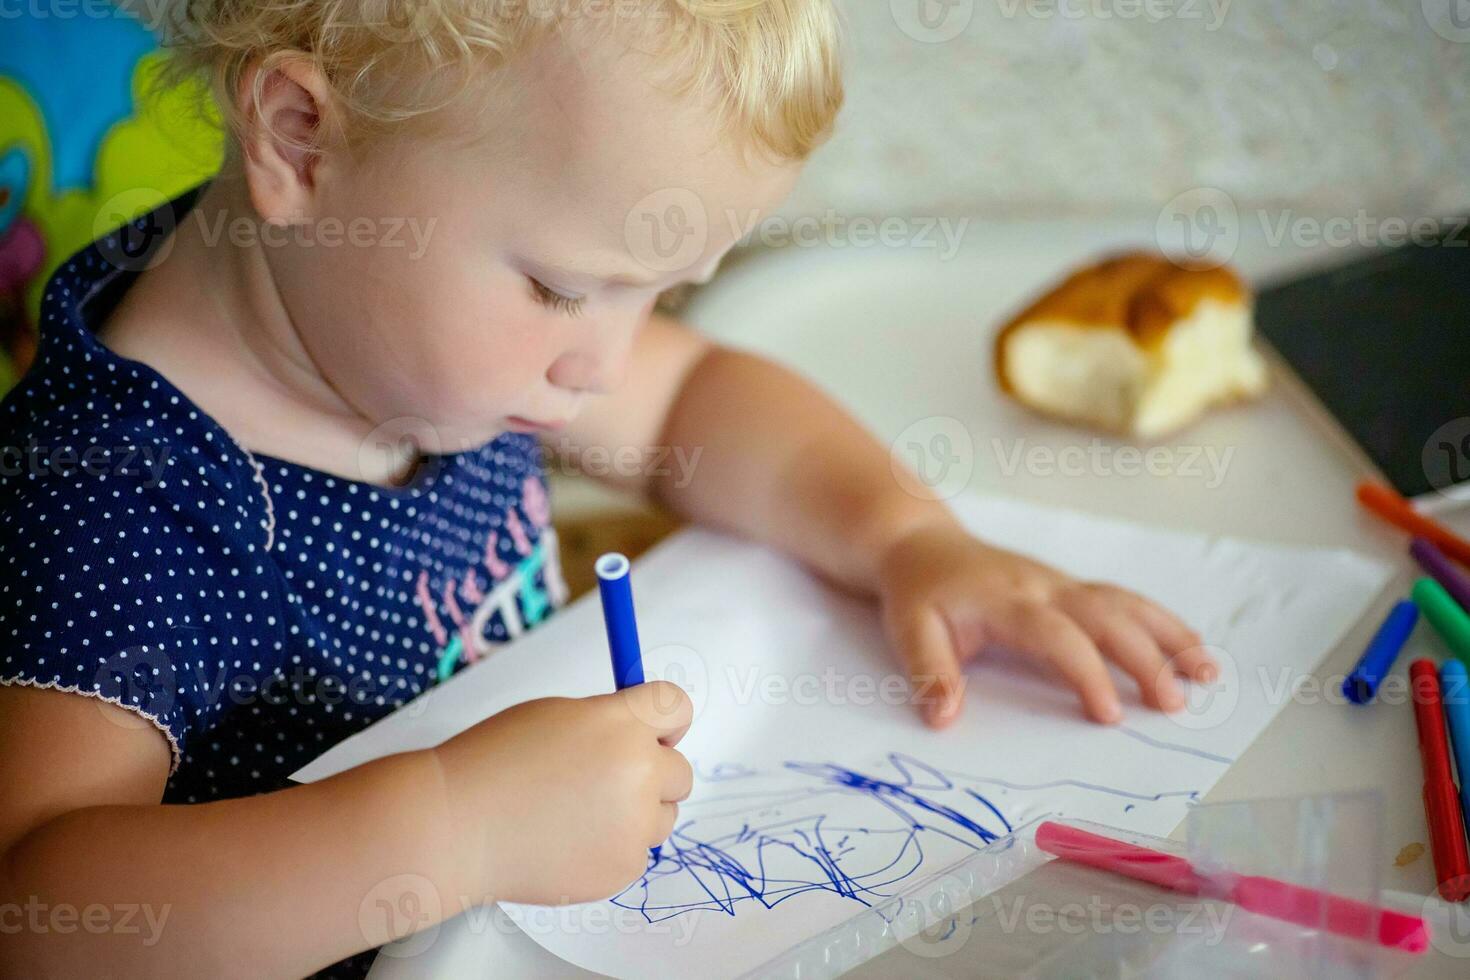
top-left (441, 578), bottom-right (482, 664)
top-left (442, 579), bottom-right (466, 631)
top-left (421, 487), bottom-right (566, 678)
top-left (523, 476), bottom-right (552, 529)
top-left (483, 531), bottom-right (510, 579)
top-left (415, 570), bottom-right (448, 648)
top-left (505, 509), bottom-right (533, 556)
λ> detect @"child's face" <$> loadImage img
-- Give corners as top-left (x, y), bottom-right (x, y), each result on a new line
top-left (264, 30), bottom-right (801, 450)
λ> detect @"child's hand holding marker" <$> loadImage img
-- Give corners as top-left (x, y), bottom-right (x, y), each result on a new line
top-left (433, 681), bottom-right (692, 906)
top-left (874, 521), bottom-right (1216, 727)
top-left (431, 544), bottom-right (690, 909)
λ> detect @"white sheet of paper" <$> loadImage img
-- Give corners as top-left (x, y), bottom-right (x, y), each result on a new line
top-left (293, 494), bottom-right (1391, 979)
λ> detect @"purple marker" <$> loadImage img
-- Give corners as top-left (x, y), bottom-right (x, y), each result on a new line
top-left (1411, 538), bottom-right (1470, 614)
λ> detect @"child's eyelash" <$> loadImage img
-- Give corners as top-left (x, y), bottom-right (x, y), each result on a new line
top-left (527, 277), bottom-right (586, 317)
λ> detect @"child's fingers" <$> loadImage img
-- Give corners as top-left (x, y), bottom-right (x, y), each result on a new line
top-left (615, 680), bottom-right (694, 744)
top-left (1058, 591), bottom-right (1183, 711)
top-left (660, 746), bottom-right (694, 803)
top-left (1103, 586), bottom-right (1214, 681)
top-left (889, 605), bottom-right (965, 729)
top-left (986, 600), bottom-right (1121, 724)
top-left (654, 801), bottom-right (680, 845)
top-left (1160, 642), bottom-right (1218, 683)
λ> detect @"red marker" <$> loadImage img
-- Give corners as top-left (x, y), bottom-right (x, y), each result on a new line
top-left (1410, 658), bottom-right (1470, 901)
top-left (1356, 482), bottom-right (1470, 568)
top-left (1035, 821), bottom-right (1429, 951)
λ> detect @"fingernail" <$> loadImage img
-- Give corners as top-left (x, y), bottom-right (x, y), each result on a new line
top-left (1197, 663), bottom-right (1219, 683)
top-left (1100, 701), bottom-right (1122, 724)
top-left (1161, 682), bottom-right (1185, 711)
top-left (927, 697), bottom-right (957, 727)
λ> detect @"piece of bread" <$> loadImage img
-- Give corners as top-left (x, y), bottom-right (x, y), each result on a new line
top-left (994, 252), bottom-right (1267, 438)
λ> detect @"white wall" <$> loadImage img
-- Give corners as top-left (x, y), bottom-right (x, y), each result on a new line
top-left (776, 0), bottom-right (1470, 223)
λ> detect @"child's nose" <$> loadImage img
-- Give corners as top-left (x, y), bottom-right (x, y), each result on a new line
top-left (546, 349), bottom-right (626, 396)
top-left (547, 314), bottom-right (640, 394)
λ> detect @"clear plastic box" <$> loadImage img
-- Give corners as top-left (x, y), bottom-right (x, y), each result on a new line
top-left (740, 796), bottom-right (1454, 979)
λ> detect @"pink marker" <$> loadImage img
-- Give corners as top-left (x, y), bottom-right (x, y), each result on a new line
top-left (1035, 820), bottom-right (1429, 953)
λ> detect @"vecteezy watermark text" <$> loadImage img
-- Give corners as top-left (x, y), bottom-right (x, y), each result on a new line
top-left (724, 664), bottom-right (956, 709)
top-left (361, 878), bottom-right (700, 960)
top-left (991, 438), bottom-right (1235, 489)
top-left (540, 438), bottom-right (702, 489)
top-left (0, 897), bottom-right (170, 945)
top-left (996, 0), bottom-right (1231, 30)
top-left (95, 188), bottom-right (441, 273)
top-left (990, 893), bottom-right (1233, 943)
top-left (1157, 187), bottom-right (1470, 269)
top-left (0, 439), bottom-right (171, 487)
top-left (725, 209), bottom-right (972, 261)
top-left (1257, 210), bottom-right (1468, 250)
top-left (191, 210), bottom-right (438, 260)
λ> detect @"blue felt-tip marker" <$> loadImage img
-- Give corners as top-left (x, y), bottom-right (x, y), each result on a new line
top-left (1342, 599), bottom-right (1419, 705)
top-left (596, 552), bottom-right (645, 690)
top-left (596, 552), bottom-right (664, 865)
top-left (1442, 659), bottom-right (1470, 822)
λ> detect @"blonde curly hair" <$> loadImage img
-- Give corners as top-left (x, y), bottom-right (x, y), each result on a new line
top-left (160, 0), bottom-right (845, 161)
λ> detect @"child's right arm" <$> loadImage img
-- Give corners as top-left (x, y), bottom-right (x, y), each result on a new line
top-left (0, 679), bottom-right (693, 978)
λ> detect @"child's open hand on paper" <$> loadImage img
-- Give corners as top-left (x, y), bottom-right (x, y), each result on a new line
top-left (875, 522), bottom-right (1217, 729)
top-left (609, 341), bottom-right (1215, 732)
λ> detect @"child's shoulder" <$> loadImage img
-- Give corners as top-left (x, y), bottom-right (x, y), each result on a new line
top-left (1, 232), bottom-right (272, 547)
top-left (0, 236), bottom-right (285, 775)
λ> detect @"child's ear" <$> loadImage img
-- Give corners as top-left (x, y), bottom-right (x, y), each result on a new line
top-left (237, 55), bottom-right (340, 225)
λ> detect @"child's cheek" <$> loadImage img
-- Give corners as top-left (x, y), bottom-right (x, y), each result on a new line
top-left (324, 219), bottom-right (561, 431)
top-left (406, 302), bottom-right (561, 428)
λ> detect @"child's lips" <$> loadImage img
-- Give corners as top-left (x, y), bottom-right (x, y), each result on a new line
top-left (506, 416), bottom-right (566, 433)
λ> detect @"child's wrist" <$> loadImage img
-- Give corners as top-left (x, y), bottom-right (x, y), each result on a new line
top-left (413, 745), bottom-right (498, 908)
top-left (849, 495), bottom-right (962, 593)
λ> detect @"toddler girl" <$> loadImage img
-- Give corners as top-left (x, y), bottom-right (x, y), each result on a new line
top-left (0, 2), bottom-right (1212, 974)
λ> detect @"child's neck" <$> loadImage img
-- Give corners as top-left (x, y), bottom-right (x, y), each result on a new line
top-left (97, 179), bottom-right (419, 486)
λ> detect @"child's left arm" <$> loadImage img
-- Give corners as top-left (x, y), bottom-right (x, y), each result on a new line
top-left (557, 315), bottom-right (1216, 728)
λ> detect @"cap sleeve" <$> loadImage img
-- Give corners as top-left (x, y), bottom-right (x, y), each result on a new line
top-left (0, 442), bottom-right (284, 774)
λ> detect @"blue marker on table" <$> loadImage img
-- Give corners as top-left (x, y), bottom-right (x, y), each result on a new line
top-left (1342, 600), bottom-right (1419, 705)
top-left (1442, 660), bottom-right (1470, 822)
top-left (596, 552), bottom-right (662, 864)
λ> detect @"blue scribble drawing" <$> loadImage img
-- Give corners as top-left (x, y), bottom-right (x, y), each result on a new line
top-left (1113, 725), bottom-right (1235, 764)
top-left (694, 761), bottom-right (759, 782)
top-left (615, 752), bottom-right (1007, 922)
top-left (614, 752), bottom-right (1197, 923)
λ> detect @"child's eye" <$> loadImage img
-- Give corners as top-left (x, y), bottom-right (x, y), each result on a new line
top-left (527, 277), bottom-right (586, 317)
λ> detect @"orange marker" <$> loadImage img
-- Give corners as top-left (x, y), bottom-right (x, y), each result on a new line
top-left (1356, 482), bottom-right (1470, 568)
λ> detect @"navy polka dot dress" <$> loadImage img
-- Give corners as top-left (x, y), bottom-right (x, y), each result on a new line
top-left (0, 203), bottom-right (567, 805)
